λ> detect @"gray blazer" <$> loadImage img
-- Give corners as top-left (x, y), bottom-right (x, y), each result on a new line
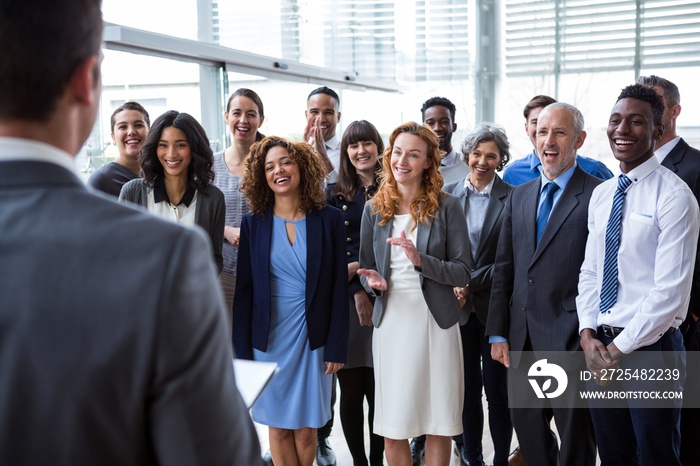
top-left (359, 193), bottom-right (472, 328)
top-left (445, 175), bottom-right (514, 326)
top-left (119, 178), bottom-right (225, 274)
top-left (0, 160), bottom-right (262, 465)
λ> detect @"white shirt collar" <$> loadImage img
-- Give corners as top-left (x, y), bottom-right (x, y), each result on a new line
top-left (441, 148), bottom-right (459, 167)
top-left (654, 136), bottom-right (680, 164)
top-left (325, 133), bottom-right (341, 151)
top-left (0, 137), bottom-right (78, 175)
top-left (463, 173), bottom-right (495, 195)
top-left (622, 154), bottom-right (659, 186)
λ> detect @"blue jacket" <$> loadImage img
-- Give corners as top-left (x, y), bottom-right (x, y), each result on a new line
top-left (232, 206), bottom-right (349, 363)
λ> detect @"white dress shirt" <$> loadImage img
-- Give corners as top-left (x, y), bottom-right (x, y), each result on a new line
top-left (325, 133), bottom-right (341, 183)
top-left (577, 155), bottom-right (700, 353)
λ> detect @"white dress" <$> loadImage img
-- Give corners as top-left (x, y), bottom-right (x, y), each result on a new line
top-left (372, 214), bottom-right (464, 439)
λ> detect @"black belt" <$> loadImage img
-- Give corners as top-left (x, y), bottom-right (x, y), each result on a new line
top-left (599, 324), bottom-right (624, 338)
top-left (599, 324), bottom-right (677, 339)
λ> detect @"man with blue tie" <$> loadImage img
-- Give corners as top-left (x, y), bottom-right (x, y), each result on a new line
top-left (577, 84), bottom-right (700, 465)
top-left (486, 102), bottom-right (599, 466)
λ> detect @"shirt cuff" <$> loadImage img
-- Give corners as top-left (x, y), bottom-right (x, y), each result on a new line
top-left (489, 335), bottom-right (507, 344)
top-left (578, 316), bottom-right (598, 335)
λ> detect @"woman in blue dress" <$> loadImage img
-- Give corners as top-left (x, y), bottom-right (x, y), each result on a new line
top-left (233, 136), bottom-right (348, 466)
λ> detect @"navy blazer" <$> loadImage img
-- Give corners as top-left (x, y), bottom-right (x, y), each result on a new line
top-left (232, 206), bottom-right (349, 363)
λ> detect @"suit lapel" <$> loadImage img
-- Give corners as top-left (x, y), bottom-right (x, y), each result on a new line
top-left (451, 181), bottom-right (468, 213)
top-left (416, 214), bottom-right (432, 288)
top-left (521, 180), bottom-right (540, 259)
top-left (475, 177), bottom-right (507, 262)
top-left (255, 212), bottom-right (274, 323)
top-left (416, 213), bottom-right (433, 255)
top-left (531, 167), bottom-right (583, 264)
top-left (661, 138), bottom-right (687, 173)
top-left (305, 210), bottom-right (321, 308)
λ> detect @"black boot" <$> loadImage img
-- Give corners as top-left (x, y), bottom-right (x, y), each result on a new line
top-left (316, 437), bottom-right (337, 466)
top-left (410, 436), bottom-right (426, 466)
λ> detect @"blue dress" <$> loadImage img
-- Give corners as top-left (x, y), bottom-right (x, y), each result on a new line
top-left (251, 216), bottom-right (333, 429)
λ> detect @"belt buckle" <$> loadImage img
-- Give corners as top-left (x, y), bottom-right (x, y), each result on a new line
top-left (601, 325), bottom-right (616, 338)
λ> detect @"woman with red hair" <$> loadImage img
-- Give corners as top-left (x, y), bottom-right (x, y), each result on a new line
top-left (358, 122), bottom-right (471, 466)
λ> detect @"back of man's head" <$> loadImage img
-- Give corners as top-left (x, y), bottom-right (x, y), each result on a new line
top-left (420, 96), bottom-right (456, 122)
top-left (637, 75), bottom-right (680, 107)
top-left (0, 0), bottom-right (103, 123)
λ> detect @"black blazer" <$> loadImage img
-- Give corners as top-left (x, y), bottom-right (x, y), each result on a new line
top-left (444, 175), bottom-right (514, 326)
top-left (485, 166), bottom-right (602, 368)
top-left (119, 179), bottom-right (225, 274)
top-left (661, 137), bottom-right (700, 335)
top-left (326, 183), bottom-right (376, 297)
top-left (232, 206), bottom-right (349, 363)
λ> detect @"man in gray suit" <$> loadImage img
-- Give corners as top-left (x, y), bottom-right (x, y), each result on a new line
top-left (0, 2), bottom-right (262, 465)
top-left (486, 103), bottom-right (599, 466)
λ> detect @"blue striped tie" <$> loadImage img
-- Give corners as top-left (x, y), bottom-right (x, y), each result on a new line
top-left (599, 174), bottom-right (633, 313)
top-left (536, 182), bottom-right (559, 245)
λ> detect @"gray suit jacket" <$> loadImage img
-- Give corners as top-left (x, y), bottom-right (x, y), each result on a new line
top-left (485, 166), bottom-right (602, 368)
top-left (359, 193), bottom-right (471, 328)
top-left (445, 175), bottom-right (514, 326)
top-left (0, 160), bottom-right (262, 466)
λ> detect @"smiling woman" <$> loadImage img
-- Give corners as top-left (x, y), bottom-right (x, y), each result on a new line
top-left (118, 110), bottom-right (225, 274)
top-left (233, 136), bottom-right (348, 466)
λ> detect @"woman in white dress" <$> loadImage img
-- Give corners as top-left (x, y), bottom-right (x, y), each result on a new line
top-left (358, 121), bottom-right (471, 466)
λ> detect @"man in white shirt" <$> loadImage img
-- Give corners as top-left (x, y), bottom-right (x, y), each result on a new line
top-left (577, 83), bottom-right (700, 466)
top-left (304, 87), bottom-right (341, 466)
top-left (637, 74), bottom-right (700, 465)
top-left (421, 96), bottom-right (470, 186)
top-left (304, 86), bottom-right (342, 184)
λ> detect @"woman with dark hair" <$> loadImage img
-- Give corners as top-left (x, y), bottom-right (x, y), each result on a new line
top-left (119, 110), bottom-right (225, 274)
top-left (88, 101), bottom-right (150, 197)
top-left (358, 122), bottom-right (470, 466)
top-left (326, 120), bottom-right (385, 466)
top-left (233, 136), bottom-right (348, 466)
top-left (213, 88), bottom-right (266, 325)
top-left (446, 123), bottom-right (514, 466)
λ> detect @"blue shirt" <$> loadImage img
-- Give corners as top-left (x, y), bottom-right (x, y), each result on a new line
top-left (503, 150), bottom-right (613, 186)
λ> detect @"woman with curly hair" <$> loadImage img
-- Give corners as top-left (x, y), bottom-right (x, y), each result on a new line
top-left (119, 110), bottom-right (225, 273)
top-left (233, 136), bottom-right (348, 466)
top-left (326, 120), bottom-right (385, 466)
top-left (358, 122), bottom-right (471, 466)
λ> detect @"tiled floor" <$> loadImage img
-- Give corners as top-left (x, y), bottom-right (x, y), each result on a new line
top-left (253, 382), bottom-right (520, 466)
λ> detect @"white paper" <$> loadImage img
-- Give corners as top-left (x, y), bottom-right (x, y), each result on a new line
top-left (232, 358), bottom-right (278, 408)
